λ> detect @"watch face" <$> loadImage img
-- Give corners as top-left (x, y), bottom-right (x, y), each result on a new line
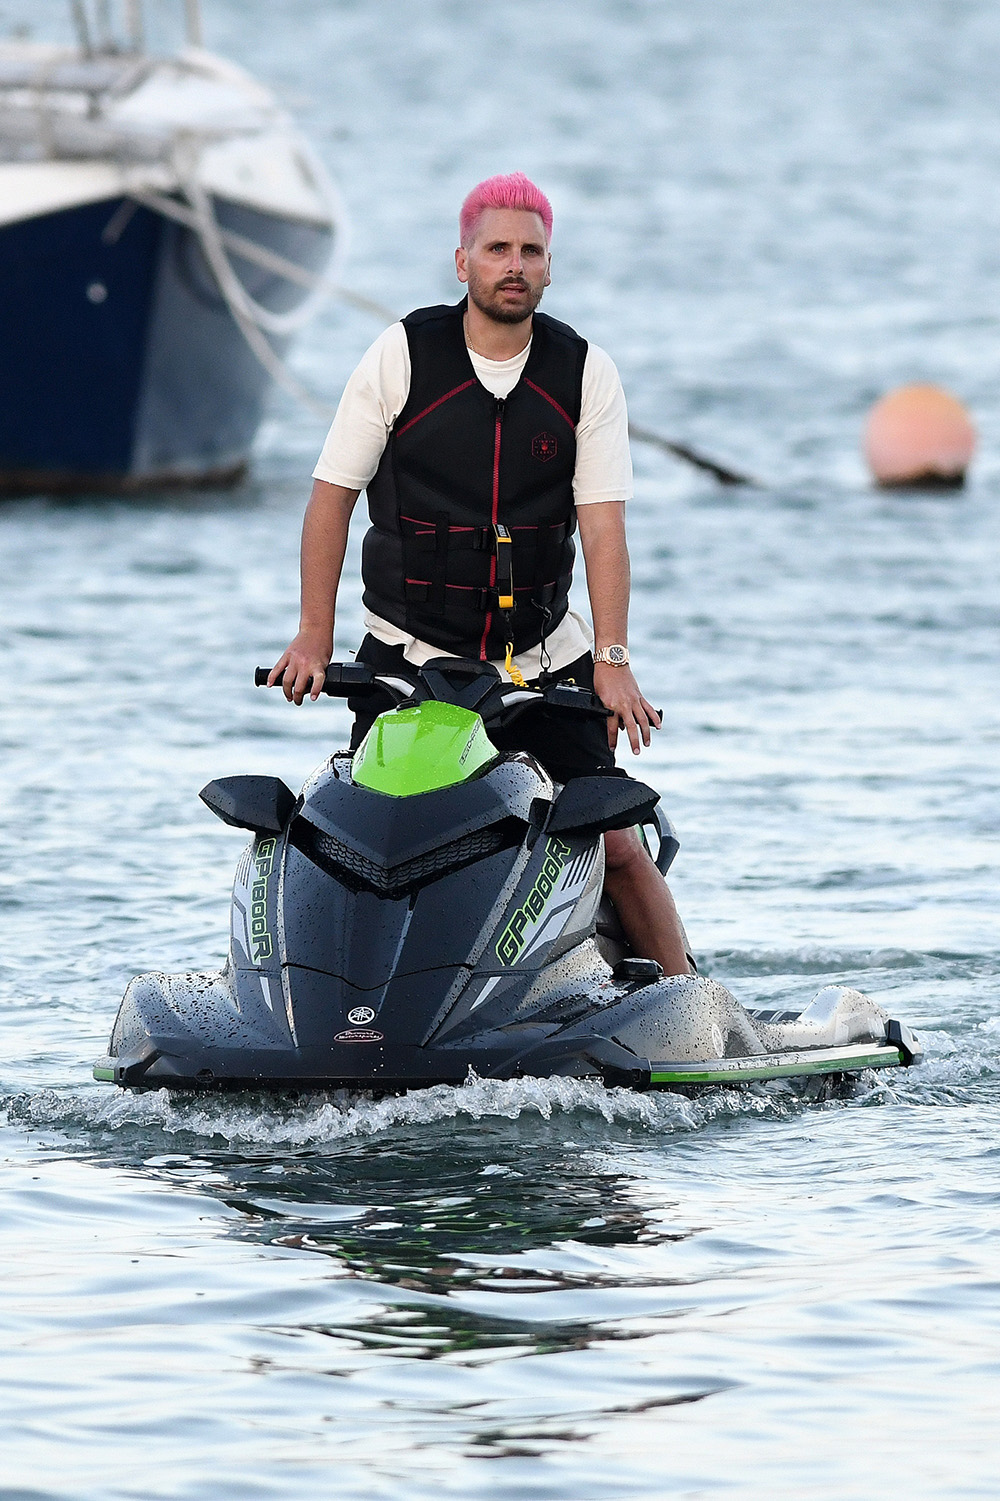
top-left (607, 645), bottom-right (628, 665)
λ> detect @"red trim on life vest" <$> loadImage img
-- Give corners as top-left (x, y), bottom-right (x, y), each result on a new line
top-left (405, 579), bottom-right (481, 593)
top-left (401, 515), bottom-right (475, 530)
top-left (406, 579), bottom-right (548, 593)
top-left (402, 515), bottom-right (555, 532)
top-left (523, 378), bottom-right (576, 431)
top-left (395, 379), bottom-right (477, 438)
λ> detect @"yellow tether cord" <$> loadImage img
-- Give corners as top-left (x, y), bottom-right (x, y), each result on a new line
top-left (504, 642), bottom-right (528, 688)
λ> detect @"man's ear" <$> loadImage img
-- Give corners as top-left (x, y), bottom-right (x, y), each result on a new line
top-left (544, 251), bottom-right (552, 288)
top-left (455, 246), bottom-right (469, 284)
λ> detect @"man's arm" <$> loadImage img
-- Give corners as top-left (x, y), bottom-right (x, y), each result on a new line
top-left (576, 500), bottom-right (661, 754)
top-left (268, 479), bottom-right (361, 704)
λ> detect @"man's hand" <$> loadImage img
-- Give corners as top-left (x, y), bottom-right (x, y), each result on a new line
top-left (268, 627), bottom-right (333, 705)
top-left (593, 661), bottom-right (661, 754)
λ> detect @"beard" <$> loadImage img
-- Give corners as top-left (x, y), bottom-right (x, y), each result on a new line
top-left (466, 269), bottom-right (546, 324)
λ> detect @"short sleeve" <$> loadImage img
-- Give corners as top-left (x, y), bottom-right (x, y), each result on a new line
top-left (312, 323), bottom-right (411, 489)
top-left (573, 344), bottom-right (633, 506)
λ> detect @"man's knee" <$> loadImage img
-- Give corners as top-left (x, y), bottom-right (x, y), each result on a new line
top-left (603, 827), bottom-right (646, 875)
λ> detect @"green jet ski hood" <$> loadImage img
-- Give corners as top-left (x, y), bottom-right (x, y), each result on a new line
top-left (352, 699), bottom-right (499, 796)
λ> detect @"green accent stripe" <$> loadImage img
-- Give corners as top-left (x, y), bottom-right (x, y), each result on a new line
top-left (92, 1061), bottom-right (115, 1082)
top-left (649, 1046), bottom-right (905, 1086)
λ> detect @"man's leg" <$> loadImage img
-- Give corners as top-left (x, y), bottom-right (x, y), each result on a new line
top-left (603, 826), bottom-right (694, 977)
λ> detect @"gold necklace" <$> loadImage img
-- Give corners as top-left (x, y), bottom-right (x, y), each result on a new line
top-left (463, 312), bottom-right (529, 361)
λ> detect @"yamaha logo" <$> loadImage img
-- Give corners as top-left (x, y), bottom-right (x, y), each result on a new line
top-left (348, 1006), bottom-right (376, 1025)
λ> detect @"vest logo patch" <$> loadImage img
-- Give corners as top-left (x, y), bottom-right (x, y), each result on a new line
top-left (532, 431), bottom-right (558, 463)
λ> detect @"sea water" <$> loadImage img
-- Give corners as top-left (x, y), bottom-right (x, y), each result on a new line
top-left (1, 1), bottom-right (998, 1496)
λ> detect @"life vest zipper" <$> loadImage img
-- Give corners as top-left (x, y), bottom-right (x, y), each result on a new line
top-left (479, 396), bottom-right (505, 660)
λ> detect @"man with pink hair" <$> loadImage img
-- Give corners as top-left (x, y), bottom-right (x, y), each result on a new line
top-left (270, 172), bottom-right (692, 975)
top-left (459, 170), bottom-right (554, 247)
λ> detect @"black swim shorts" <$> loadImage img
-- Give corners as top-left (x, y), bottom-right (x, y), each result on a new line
top-left (347, 634), bottom-right (616, 784)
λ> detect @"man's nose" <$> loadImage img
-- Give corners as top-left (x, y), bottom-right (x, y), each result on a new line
top-left (507, 247), bottom-right (523, 272)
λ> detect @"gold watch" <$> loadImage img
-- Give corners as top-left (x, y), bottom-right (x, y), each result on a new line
top-left (594, 645), bottom-right (629, 666)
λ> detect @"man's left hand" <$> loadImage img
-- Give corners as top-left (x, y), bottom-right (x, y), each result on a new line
top-left (593, 662), bottom-right (661, 754)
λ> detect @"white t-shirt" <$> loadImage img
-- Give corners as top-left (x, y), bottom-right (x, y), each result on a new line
top-left (313, 319), bottom-right (633, 676)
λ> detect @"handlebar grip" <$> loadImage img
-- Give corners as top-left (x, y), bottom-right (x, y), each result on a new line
top-left (543, 683), bottom-right (612, 719)
top-left (255, 663), bottom-right (378, 695)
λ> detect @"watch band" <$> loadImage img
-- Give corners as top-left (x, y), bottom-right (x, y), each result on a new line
top-left (594, 644), bottom-right (629, 666)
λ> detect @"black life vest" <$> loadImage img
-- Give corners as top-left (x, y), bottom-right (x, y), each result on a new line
top-left (362, 299), bottom-right (588, 660)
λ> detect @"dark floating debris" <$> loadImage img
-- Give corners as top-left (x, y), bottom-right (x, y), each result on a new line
top-left (628, 423), bottom-right (761, 487)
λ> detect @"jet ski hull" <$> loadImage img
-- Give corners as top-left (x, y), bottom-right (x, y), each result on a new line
top-left (96, 664), bottom-right (923, 1096)
top-left (95, 964), bottom-right (921, 1093)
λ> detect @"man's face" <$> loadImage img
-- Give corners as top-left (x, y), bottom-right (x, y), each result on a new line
top-left (456, 209), bottom-right (551, 324)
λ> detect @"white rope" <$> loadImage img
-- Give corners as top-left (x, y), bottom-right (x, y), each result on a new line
top-left (183, 176), bottom-right (331, 337)
top-left (128, 185), bottom-right (398, 326)
top-left (132, 169), bottom-right (749, 475)
top-left (121, 141), bottom-right (397, 422)
top-left (130, 154), bottom-right (752, 478)
top-left (182, 181), bottom-right (337, 420)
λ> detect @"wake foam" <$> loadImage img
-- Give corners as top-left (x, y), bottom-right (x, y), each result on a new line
top-left (1, 1071), bottom-right (801, 1150)
top-left (8, 1017), bottom-right (996, 1151)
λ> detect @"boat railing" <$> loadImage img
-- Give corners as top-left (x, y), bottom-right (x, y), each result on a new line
top-left (66, 1), bottom-right (203, 58)
top-left (0, 2), bottom-right (214, 164)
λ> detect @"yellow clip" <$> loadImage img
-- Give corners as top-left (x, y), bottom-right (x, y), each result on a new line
top-left (504, 641), bottom-right (528, 688)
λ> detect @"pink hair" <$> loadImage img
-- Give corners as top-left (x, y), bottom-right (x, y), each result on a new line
top-left (459, 172), bottom-right (553, 247)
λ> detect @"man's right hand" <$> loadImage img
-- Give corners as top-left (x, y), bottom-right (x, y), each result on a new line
top-left (267, 628), bottom-right (333, 704)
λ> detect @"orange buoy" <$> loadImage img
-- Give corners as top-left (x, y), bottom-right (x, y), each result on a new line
top-left (863, 384), bottom-right (976, 489)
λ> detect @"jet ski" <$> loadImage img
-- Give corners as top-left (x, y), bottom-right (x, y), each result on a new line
top-left (94, 658), bottom-right (922, 1093)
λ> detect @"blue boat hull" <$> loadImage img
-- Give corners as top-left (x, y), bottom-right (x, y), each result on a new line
top-left (0, 195), bottom-right (332, 493)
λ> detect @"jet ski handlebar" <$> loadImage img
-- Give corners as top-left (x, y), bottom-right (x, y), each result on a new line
top-left (256, 662), bottom-right (408, 698)
top-left (255, 660), bottom-right (611, 725)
